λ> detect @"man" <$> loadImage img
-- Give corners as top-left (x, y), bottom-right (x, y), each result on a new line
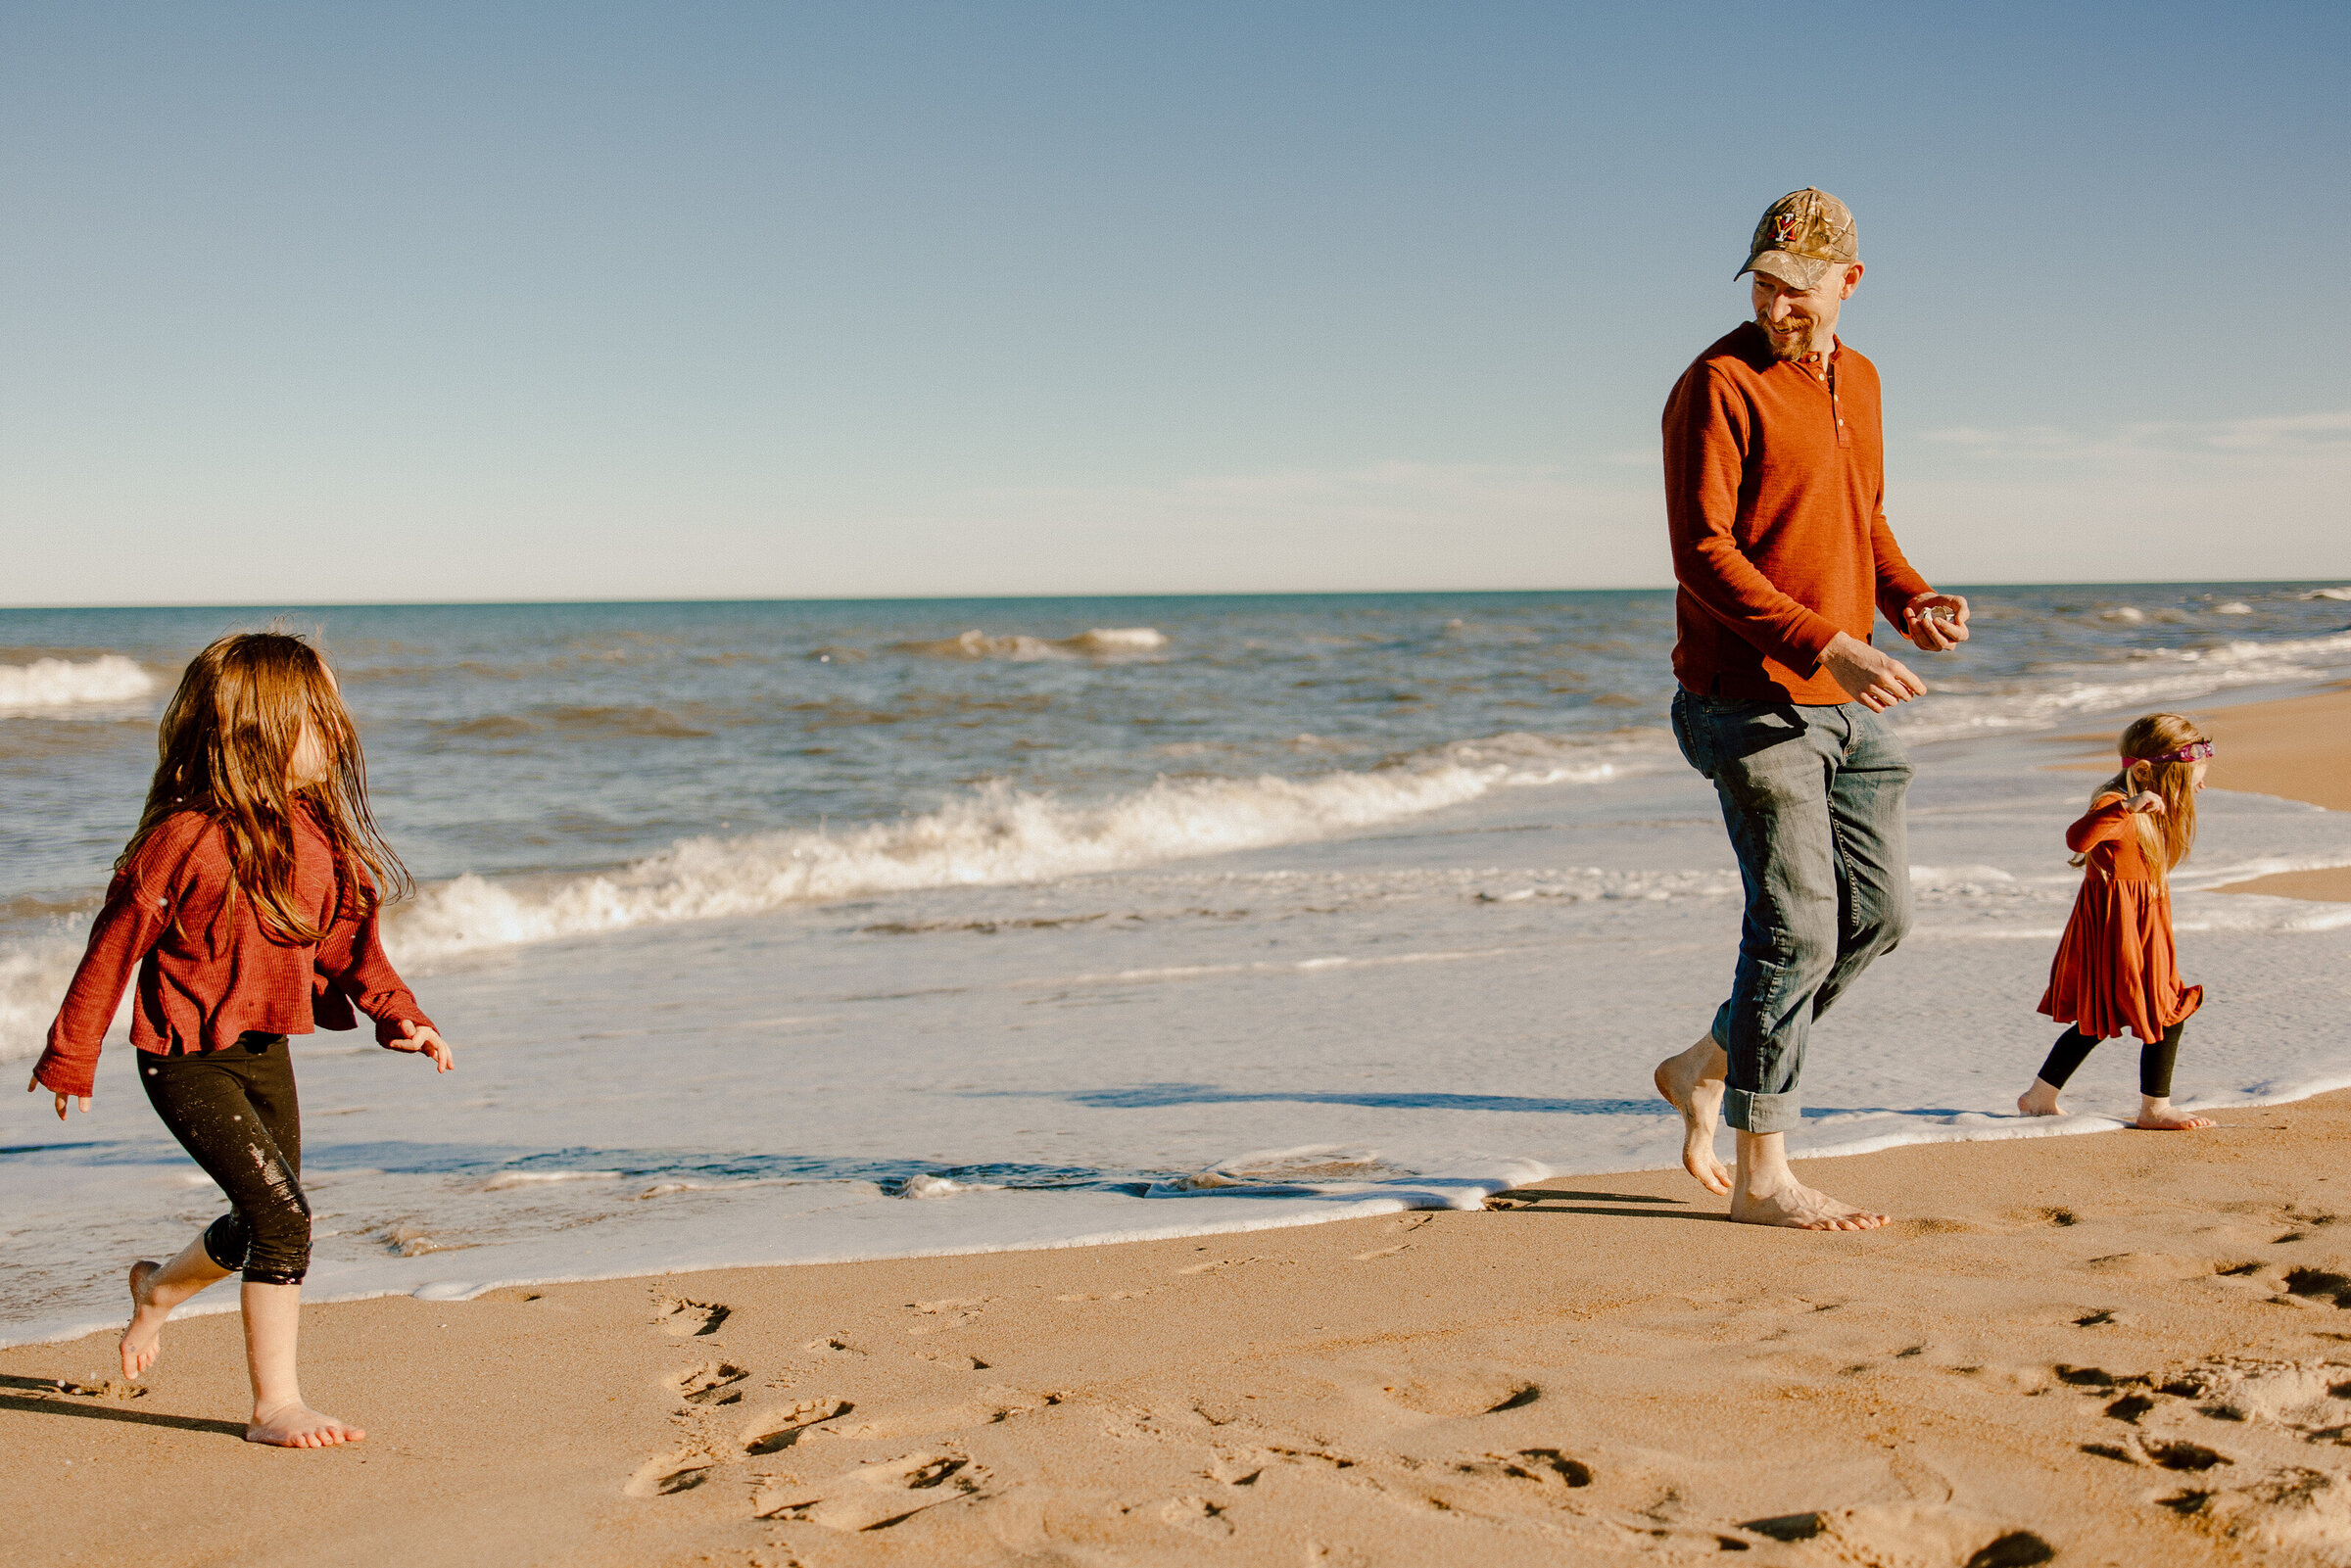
top-left (1652, 188), bottom-right (1970, 1231)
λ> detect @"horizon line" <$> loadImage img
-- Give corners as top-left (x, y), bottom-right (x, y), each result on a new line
top-left (6, 575), bottom-right (2346, 614)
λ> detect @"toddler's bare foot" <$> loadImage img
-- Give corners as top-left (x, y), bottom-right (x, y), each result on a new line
top-left (247, 1401), bottom-right (365, 1448)
top-left (1731, 1178), bottom-right (1889, 1231)
top-left (2016, 1079), bottom-right (2066, 1117)
top-left (1655, 1037), bottom-right (1732, 1196)
top-left (2135, 1104), bottom-right (2215, 1131)
top-left (120, 1260), bottom-right (166, 1381)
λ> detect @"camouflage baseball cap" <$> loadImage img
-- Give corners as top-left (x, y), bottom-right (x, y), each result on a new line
top-left (1737, 188), bottom-right (1858, 290)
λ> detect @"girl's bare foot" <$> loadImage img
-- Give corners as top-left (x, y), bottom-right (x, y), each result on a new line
top-left (2135, 1098), bottom-right (2215, 1131)
top-left (247, 1401), bottom-right (365, 1448)
top-left (120, 1260), bottom-right (167, 1380)
top-left (1654, 1036), bottom-right (1732, 1196)
top-left (2016, 1079), bottom-right (2066, 1117)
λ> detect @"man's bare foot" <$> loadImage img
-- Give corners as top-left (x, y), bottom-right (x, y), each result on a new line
top-left (1655, 1037), bottom-right (1732, 1196)
top-left (120, 1260), bottom-right (167, 1381)
top-left (2016, 1079), bottom-right (2066, 1117)
top-left (247, 1401), bottom-right (365, 1448)
top-left (1730, 1178), bottom-right (1890, 1231)
top-left (2135, 1100), bottom-right (2215, 1131)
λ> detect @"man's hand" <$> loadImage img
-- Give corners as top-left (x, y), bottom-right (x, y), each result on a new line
top-left (1901, 593), bottom-right (1971, 652)
top-left (26, 1070), bottom-right (90, 1120)
top-left (1821, 632), bottom-right (1927, 712)
top-left (385, 1020), bottom-right (456, 1072)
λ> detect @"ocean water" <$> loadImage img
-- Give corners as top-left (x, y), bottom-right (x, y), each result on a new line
top-left (5, 584), bottom-right (2351, 1346)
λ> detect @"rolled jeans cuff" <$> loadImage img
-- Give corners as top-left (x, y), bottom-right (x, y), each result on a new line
top-left (1724, 1087), bottom-right (1803, 1135)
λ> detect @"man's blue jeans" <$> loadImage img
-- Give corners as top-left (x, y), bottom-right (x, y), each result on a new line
top-left (1669, 690), bottom-right (1915, 1134)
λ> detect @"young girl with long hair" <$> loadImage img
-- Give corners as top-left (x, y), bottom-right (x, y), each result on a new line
top-left (2019, 712), bottom-right (2214, 1131)
top-left (27, 630), bottom-right (453, 1448)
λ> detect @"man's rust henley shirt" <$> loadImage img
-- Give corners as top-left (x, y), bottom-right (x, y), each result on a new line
top-left (1663, 321), bottom-right (1934, 703)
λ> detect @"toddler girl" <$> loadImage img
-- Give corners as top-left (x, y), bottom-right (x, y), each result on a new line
top-left (2019, 712), bottom-right (2213, 1131)
top-left (27, 631), bottom-right (453, 1447)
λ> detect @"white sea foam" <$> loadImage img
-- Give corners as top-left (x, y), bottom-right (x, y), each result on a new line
top-left (0, 654), bottom-right (154, 712)
top-left (0, 933), bottom-right (97, 1065)
top-left (897, 1174), bottom-right (999, 1198)
top-left (2303, 587), bottom-right (2351, 601)
top-left (477, 1168), bottom-right (621, 1192)
top-left (1897, 629), bottom-right (2351, 741)
top-left (385, 733), bottom-right (1666, 962)
top-left (893, 627), bottom-right (1170, 660)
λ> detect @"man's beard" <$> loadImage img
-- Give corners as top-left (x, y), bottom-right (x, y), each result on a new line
top-left (1755, 312), bottom-right (1817, 361)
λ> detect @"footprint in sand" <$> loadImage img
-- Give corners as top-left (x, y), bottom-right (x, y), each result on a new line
top-left (751, 1451), bottom-right (984, 1531)
top-left (1452, 1449), bottom-right (1593, 1490)
top-left (2282, 1265), bottom-right (2351, 1308)
top-left (1177, 1256), bottom-right (1271, 1276)
top-left (2070, 1355), bottom-right (2351, 1556)
top-left (669, 1361), bottom-right (751, 1405)
top-left (741, 1397), bottom-right (851, 1455)
top-left (1159, 1495), bottom-right (1233, 1537)
top-left (2158, 1466), bottom-right (2351, 1558)
top-left (1739, 1505), bottom-right (2052, 1565)
top-left (916, 1351), bottom-right (992, 1369)
top-left (625, 1447), bottom-right (720, 1497)
top-left (801, 1335), bottom-right (862, 1355)
top-left (1379, 1374), bottom-right (1541, 1418)
top-left (828, 1385), bottom-right (1062, 1441)
top-left (904, 1296), bottom-right (995, 1334)
top-left (1203, 1453), bottom-right (1265, 1486)
top-left (1057, 1288), bottom-right (1153, 1302)
top-left (2151, 1356), bottom-right (2351, 1436)
top-left (652, 1295), bottom-right (730, 1336)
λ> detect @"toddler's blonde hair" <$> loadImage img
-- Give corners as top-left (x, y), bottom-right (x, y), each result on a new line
top-left (2074, 712), bottom-right (2208, 882)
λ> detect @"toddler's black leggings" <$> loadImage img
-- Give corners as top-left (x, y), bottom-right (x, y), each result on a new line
top-left (2036, 1021), bottom-right (2185, 1100)
top-left (138, 1031), bottom-right (310, 1286)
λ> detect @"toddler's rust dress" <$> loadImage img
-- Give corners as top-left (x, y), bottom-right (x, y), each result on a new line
top-left (2038, 794), bottom-right (2201, 1043)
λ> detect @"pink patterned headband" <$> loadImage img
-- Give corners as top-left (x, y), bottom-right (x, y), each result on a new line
top-left (2142, 741), bottom-right (2214, 764)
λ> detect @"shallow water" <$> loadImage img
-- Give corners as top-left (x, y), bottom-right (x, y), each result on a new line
top-left (5, 585), bottom-right (2351, 1345)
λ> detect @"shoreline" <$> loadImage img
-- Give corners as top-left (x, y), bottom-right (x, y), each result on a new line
top-left (7, 689), bottom-right (2347, 1340)
top-left (6, 679), bottom-right (2350, 1564)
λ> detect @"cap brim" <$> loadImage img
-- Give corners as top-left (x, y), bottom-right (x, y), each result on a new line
top-left (1737, 250), bottom-right (1834, 290)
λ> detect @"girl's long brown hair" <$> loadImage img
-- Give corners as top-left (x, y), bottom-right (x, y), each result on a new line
top-left (120, 630), bottom-right (410, 941)
top-left (2076, 712), bottom-right (2208, 882)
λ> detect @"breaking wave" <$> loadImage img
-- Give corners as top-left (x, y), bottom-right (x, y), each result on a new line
top-left (1897, 629), bottom-right (2351, 741)
top-left (892, 627), bottom-right (1170, 660)
top-left (0, 932), bottom-right (102, 1067)
top-left (384, 732), bottom-right (1666, 962)
top-left (0, 655), bottom-right (154, 713)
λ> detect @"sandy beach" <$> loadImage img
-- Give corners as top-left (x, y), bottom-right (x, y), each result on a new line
top-left (6, 682), bottom-right (2349, 1568)
top-left (2205, 685), bottom-right (2351, 903)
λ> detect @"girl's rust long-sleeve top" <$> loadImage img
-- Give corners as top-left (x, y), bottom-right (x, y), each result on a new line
top-left (33, 806), bottom-right (433, 1098)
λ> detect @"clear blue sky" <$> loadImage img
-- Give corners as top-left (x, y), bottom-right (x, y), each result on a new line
top-left (4, 2), bottom-right (2345, 603)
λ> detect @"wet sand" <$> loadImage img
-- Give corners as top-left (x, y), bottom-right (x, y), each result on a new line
top-left (7, 684), bottom-right (2349, 1568)
top-left (8, 1105), bottom-right (2351, 1567)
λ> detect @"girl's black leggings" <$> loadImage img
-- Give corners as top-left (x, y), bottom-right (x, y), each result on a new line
top-left (2037, 1021), bottom-right (2185, 1100)
top-left (139, 1032), bottom-right (310, 1286)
